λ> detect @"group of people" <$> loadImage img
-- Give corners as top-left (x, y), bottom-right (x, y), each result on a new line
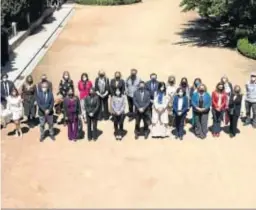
top-left (1, 69), bottom-right (256, 141)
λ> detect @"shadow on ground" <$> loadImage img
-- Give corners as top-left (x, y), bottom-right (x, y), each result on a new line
top-left (173, 18), bottom-right (235, 48)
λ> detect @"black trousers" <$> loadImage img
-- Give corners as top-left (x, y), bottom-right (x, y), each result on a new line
top-left (99, 97), bottom-right (110, 120)
top-left (127, 96), bottom-right (134, 115)
top-left (134, 110), bottom-right (150, 135)
top-left (175, 113), bottom-right (186, 137)
top-left (229, 114), bottom-right (239, 135)
top-left (86, 115), bottom-right (98, 140)
top-left (112, 114), bottom-right (125, 136)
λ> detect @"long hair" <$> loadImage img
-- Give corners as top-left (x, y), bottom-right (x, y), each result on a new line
top-left (157, 82), bottom-right (166, 94)
top-left (62, 71), bottom-right (70, 80)
top-left (26, 75), bottom-right (33, 84)
top-left (81, 73), bottom-right (89, 81)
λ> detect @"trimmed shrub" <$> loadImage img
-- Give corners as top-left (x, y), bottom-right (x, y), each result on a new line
top-left (76, 0), bottom-right (141, 5)
top-left (237, 38), bottom-right (256, 60)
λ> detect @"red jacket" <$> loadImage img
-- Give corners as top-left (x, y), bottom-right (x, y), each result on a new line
top-left (78, 80), bottom-right (93, 100)
top-left (211, 91), bottom-right (228, 110)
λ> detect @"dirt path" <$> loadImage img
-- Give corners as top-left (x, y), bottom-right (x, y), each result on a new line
top-left (2, 0), bottom-right (256, 208)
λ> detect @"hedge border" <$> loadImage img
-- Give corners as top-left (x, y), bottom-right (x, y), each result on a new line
top-left (76, 0), bottom-right (141, 5)
top-left (237, 38), bottom-right (256, 60)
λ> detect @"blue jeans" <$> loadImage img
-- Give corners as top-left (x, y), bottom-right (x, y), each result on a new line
top-left (39, 115), bottom-right (54, 138)
top-left (212, 109), bottom-right (223, 133)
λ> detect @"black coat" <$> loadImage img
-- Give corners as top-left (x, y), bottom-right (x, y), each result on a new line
top-left (133, 89), bottom-right (151, 110)
top-left (110, 79), bottom-right (125, 96)
top-left (229, 93), bottom-right (242, 116)
top-left (36, 90), bottom-right (54, 116)
top-left (84, 95), bottom-right (100, 117)
top-left (1, 80), bottom-right (15, 101)
top-left (95, 77), bottom-right (110, 98)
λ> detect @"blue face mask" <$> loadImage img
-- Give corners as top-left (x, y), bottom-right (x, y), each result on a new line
top-left (195, 81), bottom-right (201, 87)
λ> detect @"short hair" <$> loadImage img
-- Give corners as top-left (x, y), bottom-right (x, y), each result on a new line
top-left (198, 84), bottom-right (207, 92)
top-left (131, 69), bottom-right (137, 73)
top-left (150, 73), bottom-right (157, 78)
top-left (176, 87), bottom-right (185, 96)
top-left (115, 71), bottom-right (121, 76)
top-left (1, 73), bottom-right (8, 79)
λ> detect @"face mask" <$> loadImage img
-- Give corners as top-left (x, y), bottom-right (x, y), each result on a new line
top-left (116, 91), bottom-right (121, 96)
top-left (222, 79), bottom-right (227, 83)
top-left (82, 77), bottom-right (87, 81)
top-left (139, 86), bottom-right (144, 90)
top-left (169, 79), bottom-right (174, 83)
top-left (251, 77), bottom-right (256, 82)
top-left (199, 89), bottom-right (204, 94)
top-left (12, 92), bottom-right (17, 96)
top-left (235, 89), bottom-right (240, 93)
top-left (3, 78), bottom-right (7, 82)
top-left (99, 74), bottom-right (104, 77)
top-left (178, 92), bottom-right (183, 97)
top-left (151, 77), bottom-right (156, 81)
top-left (64, 76), bottom-right (69, 80)
top-left (160, 87), bottom-right (165, 91)
top-left (195, 81), bottom-right (201, 87)
top-left (218, 87), bottom-right (224, 91)
top-left (115, 76), bottom-right (121, 80)
top-left (41, 78), bottom-right (47, 82)
top-left (131, 73), bottom-right (136, 77)
top-left (28, 79), bottom-right (33, 83)
top-left (42, 87), bottom-right (47, 92)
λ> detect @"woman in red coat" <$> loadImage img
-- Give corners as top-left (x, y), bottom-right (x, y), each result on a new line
top-left (78, 73), bottom-right (93, 122)
top-left (211, 82), bottom-right (228, 137)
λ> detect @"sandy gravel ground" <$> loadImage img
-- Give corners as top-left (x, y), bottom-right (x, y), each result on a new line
top-left (1, 0), bottom-right (256, 208)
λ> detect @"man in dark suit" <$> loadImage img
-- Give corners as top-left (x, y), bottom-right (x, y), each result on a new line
top-left (84, 88), bottom-right (100, 141)
top-left (1, 73), bottom-right (15, 108)
top-left (110, 71), bottom-right (126, 96)
top-left (36, 82), bottom-right (55, 141)
top-left (146, 73), bottom-right (159, 114)
top-left (133, 81), bottom-right (151, 139)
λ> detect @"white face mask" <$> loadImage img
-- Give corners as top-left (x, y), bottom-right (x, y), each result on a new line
top-left (42, 87), bottom-right (47, 92)
top-left (160, 87), bottom-right (165, 91)
top-left (64, 76), bottom-right (69, 80)
top-left (178, 92), bottom-right (183, 97)
top-left (116, 91), bottom-right (121, 96)
top-left (251, 77), bottom-right (256, 82)
top-left (3, 78), bottom-right (7, 82)
top-left (83, 77), bottom-right (87, 81)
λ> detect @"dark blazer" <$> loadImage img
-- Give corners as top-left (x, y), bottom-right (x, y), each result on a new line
top-left (133, 89), bottom-right (151, 110)
top-left (95, 77), bottom-right (110, 97)
top-left (110, 79), bottom-right (125, 96)
top-left (63, 96), bottom-right (81, 119)
top-left (229, 93), bottom-right (242, 116)
top-left (1, 80), bottom-right (15, 100)
top-left (146, 80), bottom-right (159, 99)
top-left (173, 95), bottom-right (189, 115)
top-left (36, 90), bottom-right (54, 116)
top-left (84, 95), bottom-right (100, 117)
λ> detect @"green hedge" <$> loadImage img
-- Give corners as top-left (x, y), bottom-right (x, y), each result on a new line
top-left (76, 0), bottom-right (141, 5)
top-left (237, 38), bottom-right (256, 60)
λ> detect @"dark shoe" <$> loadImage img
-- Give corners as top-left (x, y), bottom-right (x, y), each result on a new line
top-left (88, 137), bottom-right (92, 141)
top-left (93, 138), bottom-right (97, 141)
top-left (40, 136), bottom-right (44, 142)
top-left (243, 121), bottom-right (251, 126)
top-left (229, 134), bottom-right (235, 138)
top-left (175, 135), bottom-right (179, 139)
top-left (180, 136), bottom-right (183, 141)
top-left (135, 134), bottom-right (139, 140)
top-left (50, 135), bottom-right (56, 141)
top-left (144, 131), bottom-right (149, 139)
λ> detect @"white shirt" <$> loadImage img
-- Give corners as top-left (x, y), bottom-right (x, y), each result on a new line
top-left (178, 97), bottom-right (183, 111)
top-left (166, 85), bottom-right (177, 97)
top-left (217, 93), bottom-right (222, 107)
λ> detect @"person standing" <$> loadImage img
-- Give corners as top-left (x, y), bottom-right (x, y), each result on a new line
top-left (78, 73), bottom-right (93, 122)
top-left (21, 75), bottom-right (37, 128)
top-left (211, 82), bottom-right (228, 137)
top-left (151, 82), bottom-right (170, 138)
top-left (190, 78), bottom-right (202, 127)
top-left (56, 71), bottom-right (74, 123)
top-left (133, 81), bottom-right (151, 139)
top-left (36, 82), bottom-right (55, 142)
top-left (221, 76), bottom-right (233, 124)
top-left (111, 88), bottom-right (126, 140)
top-left (95, 70), bottom-right (110, 120)
top-left (84, 88), bottom-right (100, 141)
top-left (126, 69), bottom-right (141, 121)
top-left (110, 71), bottom-right (126, 96)
top-left (1, 73), bottom-right (15, 108)
top-left (6, 88), bottom-right (23, 137)
top-left (166, 75), bottom-right (177, 126)
top-left (173, 88), bottom-right (189, 140)
top-left (146, 73), bottom-right (159, 114)
top-left (244, 72), bottom-right (256, 128)
top-left (179, 77), bottom-right (190, 99)
top-left (229, 85), bottom-right (242, 137)
top-left (63, 89), bottom-right (81, 141)
top-left (191, 84), bottom-right (211, 139)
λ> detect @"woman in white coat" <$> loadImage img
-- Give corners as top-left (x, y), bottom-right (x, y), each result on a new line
top-left (6, 88), bottom-right (23, 137)
top-left (151, 82), bottom-right (170, 138)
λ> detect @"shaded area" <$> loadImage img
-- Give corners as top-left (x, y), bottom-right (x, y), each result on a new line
top-left (174, 18), bottom-right (236, 48)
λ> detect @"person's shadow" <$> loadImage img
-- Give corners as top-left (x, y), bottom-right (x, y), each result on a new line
top-left (7, 126), bottom-right (30, 136)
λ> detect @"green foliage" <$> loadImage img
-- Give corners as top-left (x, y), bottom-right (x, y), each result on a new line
top-left (76, 0), bottom-right (140, 5)
top-left (237, 38), bottom-right (256, 59)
